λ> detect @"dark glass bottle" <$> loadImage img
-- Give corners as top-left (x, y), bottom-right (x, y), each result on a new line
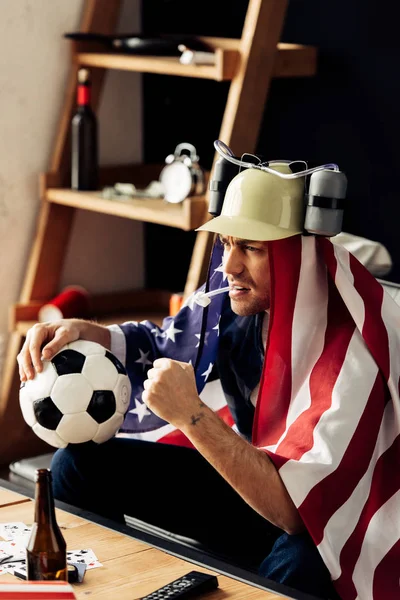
top-left (71, 67), bottom-right (98, 190)
top-left (26, 469), bottom-right (67, 581)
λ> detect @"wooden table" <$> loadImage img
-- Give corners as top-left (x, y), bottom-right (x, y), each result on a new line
top-left (0, 481), bottom-right (315, 600)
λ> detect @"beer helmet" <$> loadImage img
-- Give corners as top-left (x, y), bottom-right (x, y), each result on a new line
top-left (197, 140), bottom-right (347, 240)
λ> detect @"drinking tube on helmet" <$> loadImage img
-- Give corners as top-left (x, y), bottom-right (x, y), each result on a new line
top-left (194, 286), bottom-right (230, 307)
top-left (213, 140), bottom-right (340, 179)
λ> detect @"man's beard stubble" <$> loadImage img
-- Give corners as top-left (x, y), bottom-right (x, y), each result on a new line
top-left (230, 294), bottom-right (270, 316)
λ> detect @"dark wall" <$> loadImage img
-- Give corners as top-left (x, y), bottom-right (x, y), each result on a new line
top-left (140, 0), bottom-right (400, 290)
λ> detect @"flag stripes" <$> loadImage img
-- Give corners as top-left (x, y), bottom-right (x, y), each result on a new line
top-left (258, 235), bottom-right (400, 599)
top-left (371, 533), bottom-right (400, 600)
top-left (336, 440), bottom-right (400, 599)
top-left (253, 235), bottom-right (300, 448)
top-left (321, 399), bottom-right (399, 583)
top-left (349, 253), bottom-right (390, 380)
top-left (303, 371), bottom-right (387, 546)
top-left (272, 278), bottom-right (356, 466)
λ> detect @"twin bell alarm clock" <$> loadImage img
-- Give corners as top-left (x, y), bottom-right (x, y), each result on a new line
top-left (159, 143), bottom-right (205, 204)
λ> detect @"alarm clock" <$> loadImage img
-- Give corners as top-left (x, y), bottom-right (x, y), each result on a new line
top-left (159, 143), bottom-right (205, 204)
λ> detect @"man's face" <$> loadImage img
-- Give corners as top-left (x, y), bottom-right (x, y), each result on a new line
top-left (220, 235), bottom-right (271, 316)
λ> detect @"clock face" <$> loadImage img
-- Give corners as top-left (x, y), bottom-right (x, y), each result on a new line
top-left (160, 161), bottom-right (193, 203)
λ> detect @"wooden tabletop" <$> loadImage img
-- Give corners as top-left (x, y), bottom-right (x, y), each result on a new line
top-left (0, 485), bottom-right (305, 600)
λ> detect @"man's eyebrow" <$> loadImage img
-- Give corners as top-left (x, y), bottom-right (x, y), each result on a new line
top-left (235, 239), bottom-right (259, 247)
top-left (218, 235), bottom-right (261, 247)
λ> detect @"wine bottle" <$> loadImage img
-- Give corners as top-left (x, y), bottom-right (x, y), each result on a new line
top-left (26, 468), bottom-right (68, 581)
top-left (71, 68), bottom-right (98, 190)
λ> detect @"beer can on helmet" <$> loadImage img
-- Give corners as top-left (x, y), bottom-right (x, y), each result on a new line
top-left (197, 163), bottom-right (305, 241)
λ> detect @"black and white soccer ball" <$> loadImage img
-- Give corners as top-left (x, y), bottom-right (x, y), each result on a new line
top-left (19, 340), bottom-right (131, 448)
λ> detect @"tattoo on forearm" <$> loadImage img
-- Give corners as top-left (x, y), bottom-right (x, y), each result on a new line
top-left (190, 413), bottom-right (204, 426)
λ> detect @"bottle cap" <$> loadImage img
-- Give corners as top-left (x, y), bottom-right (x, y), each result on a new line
top-left (77, 68), bottom-right (90, 83)
top-left (35, 468), bottom-right (51, 481)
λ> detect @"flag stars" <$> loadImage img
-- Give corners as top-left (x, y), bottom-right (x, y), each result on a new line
top-left (212, 317), bottom-right (221, 336)
top-left (135, 348), bottom-right (152, 370)
top-left (195, 332), bottom-right (210, 347)
top-left (151, 327), bottom-right (164, 337)
top-left (201, 363), bottom-right (214, 381)
top-left (129, 398), bottom-right (151, 422)
top-left (214, 263), bottom-right (228, 281)
top-left (182, 293), bottom-right (197, 311)
top-left (164, 322), bottom-right (183, 342)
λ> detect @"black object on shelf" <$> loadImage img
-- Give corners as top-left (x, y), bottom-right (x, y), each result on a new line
top-left (64, 32), bottom-right (212, 56)
top-left (71, 68), bottom-right (98, 191)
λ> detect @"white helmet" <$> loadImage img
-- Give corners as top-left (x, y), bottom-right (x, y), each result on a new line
top-left (197, 163), bottom-right (305, 241)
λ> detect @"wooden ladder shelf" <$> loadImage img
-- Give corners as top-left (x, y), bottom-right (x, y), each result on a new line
top-left (0, 0), bottom-right (317, 466)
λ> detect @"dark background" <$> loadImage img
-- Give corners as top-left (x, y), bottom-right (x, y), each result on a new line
top-left (140, 0), bottom-right (400, 291)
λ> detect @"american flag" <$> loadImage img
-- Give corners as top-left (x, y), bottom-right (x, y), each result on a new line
top-left (118, 234), bottom-right (400, 599)
top-left (117, 236), bottom-right (232, 446)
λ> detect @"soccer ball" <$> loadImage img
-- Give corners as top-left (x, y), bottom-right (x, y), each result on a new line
top-left (19, 340), bottom-right (131, 448)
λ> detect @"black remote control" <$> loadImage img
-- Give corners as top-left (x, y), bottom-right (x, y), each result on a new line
top-left (140, 570), bottom-right (218, 600)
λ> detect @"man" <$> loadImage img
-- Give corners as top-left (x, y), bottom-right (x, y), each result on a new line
top-left (18, 164), bottom-right (399, 600)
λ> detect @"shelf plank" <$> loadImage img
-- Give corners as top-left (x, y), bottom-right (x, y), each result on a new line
top-left (75, 42), bottom-right (317, 81)
top-left (16, 312), bottom-right (168, 336)
top-left (273, 43), bottom-right (317, 78)
top-left (45, 188), bottom-right (208, 231)
top-left (76, 50), bottom-right (232, 81)
top-left (12, 289), bottom-right (172, 335)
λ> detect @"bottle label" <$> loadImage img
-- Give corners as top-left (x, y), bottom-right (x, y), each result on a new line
top-left (77, 85), bottom-right (91, 106)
